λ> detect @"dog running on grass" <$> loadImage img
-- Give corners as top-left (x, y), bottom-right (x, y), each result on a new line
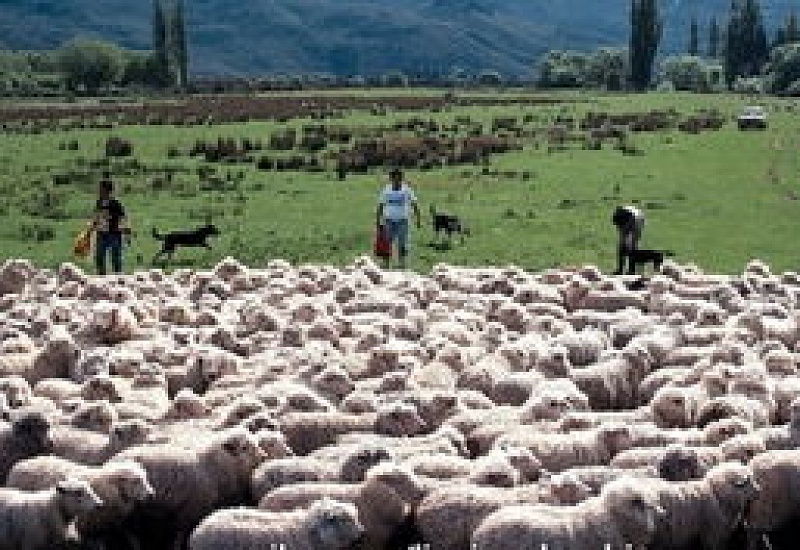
top-left (430, 205), bottom-right (467, 242)
top-left (627, 248), bottom-right (675, 274)
top-left (151, 224), bottom-right (220, 265)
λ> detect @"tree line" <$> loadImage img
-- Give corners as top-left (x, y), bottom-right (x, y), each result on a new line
top-left (540, 0), bottom-right (800, 96)
top-left (0, 0), bottom-right (188, 96)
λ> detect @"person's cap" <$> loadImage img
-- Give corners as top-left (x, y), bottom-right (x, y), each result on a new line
top-left (389, 168), bottom-right (402, 178)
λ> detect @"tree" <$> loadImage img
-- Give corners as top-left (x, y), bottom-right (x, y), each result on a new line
top-left (765, 42), bottom-right (800, 94)
top-left (724, 0), bottom-right (768, 86)
top-left (173, 0), bottom-right (189, 88)
top-left (689, 17), bottom-right (699, 56)
top-left (662, 55), bottom-right (713, 92)
top-left (58, 38), bottom-right (124, 93)
top-left (787, 10), bottom-right (799, 44)
top-left (152, 0), bottom-right (173, 87)
top-left (629, 0), bottom-right (662, 91)
top-left (538, 51), bottom-right (589, 88)
top-left (709, 16), bottom-right (720, 58)
top-left (585, 48), bottom-right (629, 90)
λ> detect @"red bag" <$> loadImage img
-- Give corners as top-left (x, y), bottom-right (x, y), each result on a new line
top-left (374, 224), bottom-right (392, 259)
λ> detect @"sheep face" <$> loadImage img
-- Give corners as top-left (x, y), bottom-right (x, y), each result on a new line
top-left (12, 410), bottom-right (52, 451)
top-left (604, 479), bottom-right (665, 546)
top-left (375, 403), bottom-right (426, 437)
top-left (703, 418), bottom-right (752, 446)
top-left (56, 478), bottom-right (103, 518)
top-left (541, 473), bottom-right (592, 505)
top-left (657, 446), bottom-right (704, 481)
top-left (706, 463), bottom-right (760, 514)
top-left (82, 376), bottom-right (122, 403)
top-left (108, 462), bottom-right (156, 504)
top-left (70, 401), bottom-right (117, 433)
top-left (652, 387), bottom-right (696, 429)
top-left (598, 425), bottom-right (633, 456)
top-left (109, 419), bottom-right (152, 450)
top-left (254, 430), bottom-right (293, 459)
top-left (307, 499), bottom-right (365, 549)
top-left (217, 430), bottom-right (266, 472)
top-left (339, 445), bottom-right (393, 483)
top-left (0, 377), bottom-right (31, 408)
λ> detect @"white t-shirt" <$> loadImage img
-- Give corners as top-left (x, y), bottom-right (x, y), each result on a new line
top-left (380, 184), bottom-right (416, 221)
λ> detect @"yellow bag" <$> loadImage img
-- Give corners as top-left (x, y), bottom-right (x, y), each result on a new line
top-left (73, 229), bottom-right (92, 258)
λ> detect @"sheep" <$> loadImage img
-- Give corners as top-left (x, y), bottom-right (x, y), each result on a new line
top-left (111, 428), bottom-right (265, 548)
top-left (569, 343), bottom-right (654, 410)
top-left (650, 385), bottom-right (703, 429)
top-left (495, 423), bottom-right (633, 473)
top-left (611, 445), bottom-right (721, 479)
top-left (188, 498), bottom-right (365, 550)
top-left (696, 394), bottom-right (770, 429)
top-left (470, 476), bottom-right (665, 550)
top-left (251, 457), bottom-right (336, 503)
top-left (0, 408), bottom-right (53, 483)
top-left (278, 403), bottom-right (426, 455)
top-left (746, 450), bottom-right (800, 547)
top-left (6, 456), bottom-right (154, 541)
top-left (258, 475), bottom-right (407, 549)
top-left (642, 462), bottom-right (760, 550)
top-left (67, 399), bottom-right (118, 433)
top-left (48, 419), bottom-right (153, 466)
top-left (0, 327), bottom-right (79, 385)
top-left (0, 478), bottom-right (103, 550)
top-left (416, 483), bottom-right (544, 550)
top-left (757, 396), bottom-right (800, 450)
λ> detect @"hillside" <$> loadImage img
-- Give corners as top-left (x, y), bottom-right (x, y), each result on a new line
top-left (0, 0), bottom-right (797, 76)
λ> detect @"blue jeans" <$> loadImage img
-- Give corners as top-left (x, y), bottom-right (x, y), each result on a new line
top-left (385, 219), bottom-right (409, 259)
top-left (95, 232), bottom-right (123, 275)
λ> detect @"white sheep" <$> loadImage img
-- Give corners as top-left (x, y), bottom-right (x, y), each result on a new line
top-left (111, 428), bottom-right (266, 547)
top-left (188, 499), bottom-right (364, 550)
top-left (6, 456), bottom-right (154, 541)
top-left (471, 477), bottom-right (665, 550)
top-left (0, 477), bottom-right (102, 550)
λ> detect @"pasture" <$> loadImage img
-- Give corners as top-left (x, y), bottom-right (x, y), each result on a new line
top-left (0, 90), bottom-right (798, 274)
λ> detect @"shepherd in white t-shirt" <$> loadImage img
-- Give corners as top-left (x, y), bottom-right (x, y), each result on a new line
top-left (376, 168), bottom-right (421, 268)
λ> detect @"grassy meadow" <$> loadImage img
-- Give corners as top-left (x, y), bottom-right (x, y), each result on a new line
top-left (1, 90), bottom-right (799, 275)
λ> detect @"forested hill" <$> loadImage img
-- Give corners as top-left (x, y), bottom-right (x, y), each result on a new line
top-left (0, 0), bottom-right (796, 76)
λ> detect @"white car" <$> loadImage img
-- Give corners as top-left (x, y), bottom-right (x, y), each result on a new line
top-left (737, 106), bottom-right (768, 130)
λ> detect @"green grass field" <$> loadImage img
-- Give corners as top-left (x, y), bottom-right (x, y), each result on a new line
top-left (1, 90), bottom-right (799, 275)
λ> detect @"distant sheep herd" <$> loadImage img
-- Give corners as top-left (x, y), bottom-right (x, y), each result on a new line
top-left (1, 255), bottom-right (800, 549)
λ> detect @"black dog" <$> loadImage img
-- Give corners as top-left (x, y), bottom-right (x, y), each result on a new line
top-left (628, 249), bottom-right (675, 274)
top-left (151, 224), bottom-right (220, 265)
top-left (430, 205), bottom-right (467, 241)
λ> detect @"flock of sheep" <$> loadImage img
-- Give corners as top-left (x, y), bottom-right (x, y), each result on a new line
top-left (1, 254), bottom-right (800, 549)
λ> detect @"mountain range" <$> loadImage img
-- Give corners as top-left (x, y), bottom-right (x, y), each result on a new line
top-left (0, 0), bottom-right (797, 76)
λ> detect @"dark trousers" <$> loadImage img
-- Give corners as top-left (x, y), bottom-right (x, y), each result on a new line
top-left (95, 232), bottom-right (123, 275)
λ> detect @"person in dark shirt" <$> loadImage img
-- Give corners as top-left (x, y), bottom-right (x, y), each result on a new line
top-left (91, 176), bottom-right (130, 275)
top-left (612, 205), bottom-right (645, 275)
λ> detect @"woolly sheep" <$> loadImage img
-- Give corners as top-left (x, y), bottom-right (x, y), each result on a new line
top-left (278, 403), bottom-right (425, 456)
top-left (112, 428), bottom-right (265, 547)
top-left (496, 423), bottom-right (633, 473)
top-left (0, 478), bottom-right (102, 550)
top-left (6, 456), bottom-right (154, 540)
top-left (471, 477), bottom-right (665, 550)
top-left (416, 483), bottom-right (543, 550)
top-left (188, 499), bottom-right (364, 550)
top-left (0, 409), bottom-right (53, 483)
top-left (251, 457), bottom-right (336, 503)
top-left (644, 462), bottom-right (760, 550)
top-left (258, 475), bottom-right (406, 549)
top-left (746, 450), bottom-right (800, 546)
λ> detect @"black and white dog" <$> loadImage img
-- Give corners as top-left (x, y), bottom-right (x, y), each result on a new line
top-left (628, 248), bottom-right (675, 274)
top-left (430, 205), bottom-right (467, 241)
top-left (152, 224), bottom-right (220, 265)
